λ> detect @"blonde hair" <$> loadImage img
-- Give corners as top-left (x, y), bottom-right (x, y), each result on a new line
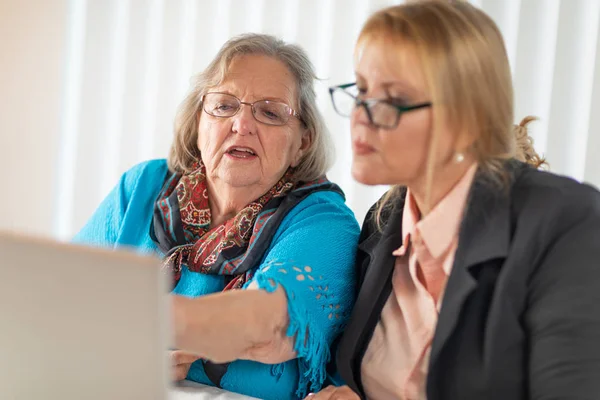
top-left (168, 33), bottom-right (333, 182)
top-left (359, 0), bottom-right (547, 227)
top-left (514, 116), bottom-right (547, 169)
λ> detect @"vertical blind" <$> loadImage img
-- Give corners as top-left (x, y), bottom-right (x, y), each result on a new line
top-left (54, 0), bottom-right (600, 240)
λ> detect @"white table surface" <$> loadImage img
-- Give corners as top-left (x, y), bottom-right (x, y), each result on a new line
top-left (169, 380), bottom-right (260, 400)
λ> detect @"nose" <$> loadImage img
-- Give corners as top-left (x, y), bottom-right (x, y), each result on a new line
top-left (351, 102), bottom-right (372, 128)
top-left (231, 103), bottom-right (257, 136)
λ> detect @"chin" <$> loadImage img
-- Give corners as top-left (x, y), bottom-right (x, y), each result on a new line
top-left (217, 170), bottom-right (256, 187)
top-left (223, 176), bottom-right (260, 188)
top-left (351, 163), bottom-right (382, 186)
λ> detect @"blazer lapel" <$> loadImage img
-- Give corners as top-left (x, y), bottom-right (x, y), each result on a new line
top-left (429, 173), bottom-right (512, 368)
top-left (337, 191), bottom-right (406, 395)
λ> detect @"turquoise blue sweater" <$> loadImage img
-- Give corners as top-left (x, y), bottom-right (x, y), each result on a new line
top-left (73, 159), bottom-right (359, 399)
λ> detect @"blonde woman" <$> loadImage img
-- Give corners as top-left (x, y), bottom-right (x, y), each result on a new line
top-left (309, 1), bottom-right (600, 399)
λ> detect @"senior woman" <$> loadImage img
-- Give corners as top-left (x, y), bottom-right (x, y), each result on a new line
top-left (74, 33), bottom-right (359, 400)
top-left (309, 1), bottom-right (600, 399)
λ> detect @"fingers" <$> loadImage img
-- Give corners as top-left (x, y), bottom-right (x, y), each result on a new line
top-left (170, 350), bottom-right (200, 365)
top-left (169, 350), bottom-right (200, 382)
top-left (304, 385), bottom-right (360, 400)
top-left (304, 385), bottom-right (336, 399)
top-left (172, 363), bottom-right (190, 382)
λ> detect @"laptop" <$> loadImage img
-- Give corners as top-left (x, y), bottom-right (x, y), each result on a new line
top-left (0, 232), bottom-right (258, 400)
top-left (0, 231), bottom-right (170, 400)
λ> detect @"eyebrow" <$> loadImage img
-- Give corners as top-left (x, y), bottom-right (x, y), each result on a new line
top-left (213, 89), bottom-right (292, 105)
top-left (355, 73), bottom-right (421, 97)
top-left (260, 96), bottom-right (292, 104)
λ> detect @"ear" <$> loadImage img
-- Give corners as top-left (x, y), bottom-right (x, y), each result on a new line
top-left (195, 110), bottom-right (204, 152)
top-left (291, 128), bottom-right (312, 168)
top-left (454, 130), bottom-right (477, 156)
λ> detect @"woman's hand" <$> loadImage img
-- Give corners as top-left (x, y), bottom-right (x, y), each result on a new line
top-left (170, 350), bottom-right (200, 382)
top-left (305, 385), bottom-right (360, 399)
top-left (171, 288), bottom-right (294, 364)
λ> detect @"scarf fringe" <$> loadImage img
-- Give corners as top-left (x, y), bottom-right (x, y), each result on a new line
top-left (271, 363), bottom-right (285, 380)
top-left (256, 274), bottom-right (330, 399)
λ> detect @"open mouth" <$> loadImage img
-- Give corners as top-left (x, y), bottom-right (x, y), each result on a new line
top-left (226, 147), bottom-right (257, 159)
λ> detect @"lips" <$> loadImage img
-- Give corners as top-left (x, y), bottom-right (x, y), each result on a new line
top-left (352, 140), bottom-right (376, 155)
top-left (225, 146), bottom-right (258, 159)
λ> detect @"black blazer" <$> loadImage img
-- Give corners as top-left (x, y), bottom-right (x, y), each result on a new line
top-left (337, 162), bottom-right (600, 400)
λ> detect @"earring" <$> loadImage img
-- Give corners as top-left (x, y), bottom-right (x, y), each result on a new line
top-left (454, 152), bottom-right (465, 163)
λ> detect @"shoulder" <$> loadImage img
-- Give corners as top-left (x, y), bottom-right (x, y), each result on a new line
top-left (511, 167), bottom-right (600, 230)
top-left (259, 190), bottom-right (360, 276)
top-left (72, 159), bottom-right (169, 246)
top-left (508, 167), bottom-right (600, 275)
top-left (117, 159), bottom-right (170, 200)
top-left (272, 190), bottom-right (360, 247)
top-left (121, 158), bottom-right (170, 188)
top-left (358, 187), bottom-right (406, 248)
top-left (284, 190), bottom-right (358, 225)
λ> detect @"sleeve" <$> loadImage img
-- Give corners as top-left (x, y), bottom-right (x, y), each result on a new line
top-left (247, 193), bottom-right (360, 398)
top-left (526, 196), bottom-right (600, 400)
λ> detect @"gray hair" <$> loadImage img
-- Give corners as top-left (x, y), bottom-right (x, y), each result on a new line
top-left (168, 33), bottom-right (334, 182)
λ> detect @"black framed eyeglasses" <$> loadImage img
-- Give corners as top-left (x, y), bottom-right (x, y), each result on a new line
top-left (329, 82), bottom-right (432, 129)
top-left (201, 92), bottom-right (301, 126)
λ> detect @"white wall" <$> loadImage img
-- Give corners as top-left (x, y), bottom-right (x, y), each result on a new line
top-left (1, 0), bottom-right (599, 240)
top-left (0, 0), bottom-right (68, 236)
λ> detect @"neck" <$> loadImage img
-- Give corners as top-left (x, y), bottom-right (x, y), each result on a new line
top-left (408, 158), bottom-right (475, 218)
top-left (206, 178), bottom-right (266, 227)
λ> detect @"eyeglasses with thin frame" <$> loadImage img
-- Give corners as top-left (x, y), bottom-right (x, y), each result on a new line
top-left (328, 82), bottom-right (432, 129)
top-left (201, 92), bottom-right (302, 126)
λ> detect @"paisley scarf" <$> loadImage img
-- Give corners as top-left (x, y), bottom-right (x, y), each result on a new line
top-left (151, 161), bottom-right (343, 290)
